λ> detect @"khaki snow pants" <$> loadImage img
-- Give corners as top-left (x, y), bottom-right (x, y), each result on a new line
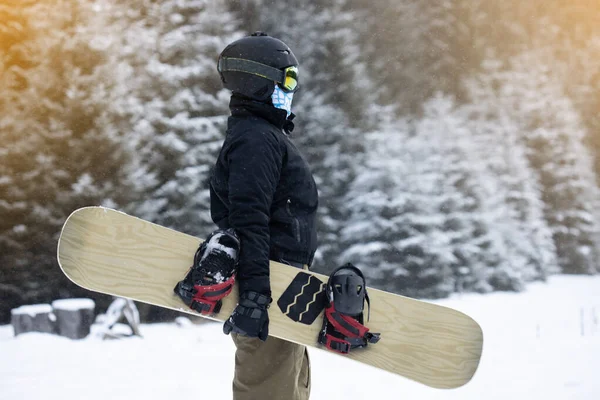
top-left (231, 333), bottom-right (311, 400)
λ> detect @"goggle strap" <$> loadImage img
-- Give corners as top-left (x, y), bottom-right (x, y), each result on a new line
top-left (218, 57), bottom-right (285, 85)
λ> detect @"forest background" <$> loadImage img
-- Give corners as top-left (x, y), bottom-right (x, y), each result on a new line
top-left (1, 0), bottom-right (599, 323)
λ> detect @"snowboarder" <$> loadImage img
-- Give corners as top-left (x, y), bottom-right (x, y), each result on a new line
top-left (210, 32), bottom-right (318, 400)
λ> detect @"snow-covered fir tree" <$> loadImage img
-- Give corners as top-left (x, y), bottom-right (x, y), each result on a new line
top-left (0, 0), bottom-right (135, 320)
top-left (339, 96), bottom-right (507, 297)
top-left (462, 60), bottom-right (559, 285)
top-left (113, 0), bottom-right (240, 237)
top-left (476, 52), bottom-right (600, 274)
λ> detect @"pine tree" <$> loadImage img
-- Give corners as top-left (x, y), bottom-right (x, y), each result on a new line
top-left (462, 59), bottom-right (559, 285)
top-left (410, 95), bottom-right (506, 294)
top-left (0, 0), bottom-right (135, 322)
top-left (338, 110), bottom-right (456, 297)
top-left (340, 96), bottom-right (507, 297)
top-left (115, 0), bottom-right (241, 237)
top-left (477, 52), bottom-right (600, 274)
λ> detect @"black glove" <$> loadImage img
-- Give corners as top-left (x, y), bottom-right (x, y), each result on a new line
top-left (223, 291), bottom-right (271, 341)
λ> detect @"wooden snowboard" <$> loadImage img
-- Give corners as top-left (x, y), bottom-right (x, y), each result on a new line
top-left (57, 207), bottom-right (483, 389)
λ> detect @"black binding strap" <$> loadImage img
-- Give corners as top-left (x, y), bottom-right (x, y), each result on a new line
top-left (326, 263), bottom-right (372, 321)
top-left (218, 57), bottom-right (285, 84)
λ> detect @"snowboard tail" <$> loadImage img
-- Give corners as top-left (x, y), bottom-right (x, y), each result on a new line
top-left (57, 207), bottom-right (483, 389)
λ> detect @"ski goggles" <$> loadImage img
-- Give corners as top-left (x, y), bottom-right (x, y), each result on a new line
top-left (218, 57), bottom-right (299, 93)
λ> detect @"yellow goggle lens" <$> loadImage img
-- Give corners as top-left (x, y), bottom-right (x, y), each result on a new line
top-left (282, 66), bottom-right (298, 92)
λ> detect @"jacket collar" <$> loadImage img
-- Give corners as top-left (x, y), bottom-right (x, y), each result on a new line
top-left (229, 94), bottom-right (295, 135)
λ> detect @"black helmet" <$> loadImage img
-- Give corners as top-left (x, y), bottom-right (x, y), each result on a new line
top-left (217, 32), bottom-right (299, 101)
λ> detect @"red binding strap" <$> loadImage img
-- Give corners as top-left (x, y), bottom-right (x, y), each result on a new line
top-left (190, 274), bottom-right (236, 315)
top-left (325, 304), bottom-right (371, 339)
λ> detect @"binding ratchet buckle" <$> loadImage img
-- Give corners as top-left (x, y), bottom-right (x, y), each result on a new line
top-left (175, 275), bottom-right (236, 315)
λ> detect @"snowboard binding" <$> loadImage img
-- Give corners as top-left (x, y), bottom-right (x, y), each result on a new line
top-left (318, 263), bottom-right (380, 354)
top-left (174, 229), bottom-right (240, 315)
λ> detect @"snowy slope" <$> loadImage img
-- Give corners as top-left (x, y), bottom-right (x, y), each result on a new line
top-left (1, 275), bottom-right (599, 400)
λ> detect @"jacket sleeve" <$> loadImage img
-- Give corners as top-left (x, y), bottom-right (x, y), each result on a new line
top-left (225, 129), bottom-right (284, 296)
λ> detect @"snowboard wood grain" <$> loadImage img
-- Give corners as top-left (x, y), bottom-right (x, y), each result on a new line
top-left (57, 207), bottom-right (483, 389)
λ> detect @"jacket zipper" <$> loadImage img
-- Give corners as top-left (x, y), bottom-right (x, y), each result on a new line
top-left (287, 199), bottom-right (301, 242)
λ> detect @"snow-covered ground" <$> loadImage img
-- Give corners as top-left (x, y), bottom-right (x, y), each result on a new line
top-left (1, 275), bottom-right (599, 400)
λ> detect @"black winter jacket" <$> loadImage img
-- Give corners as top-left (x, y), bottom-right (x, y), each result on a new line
top-left (210, 95), bottom-right (319, 296)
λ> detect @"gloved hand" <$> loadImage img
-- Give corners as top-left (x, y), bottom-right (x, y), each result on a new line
top-left (223, 290), bottom-right (271, 341)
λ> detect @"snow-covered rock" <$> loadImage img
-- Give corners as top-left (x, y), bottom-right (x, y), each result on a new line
top-left (11, 304), bottom-right (56, 336)
top-left (51, 299), bottom-right (95, 340)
